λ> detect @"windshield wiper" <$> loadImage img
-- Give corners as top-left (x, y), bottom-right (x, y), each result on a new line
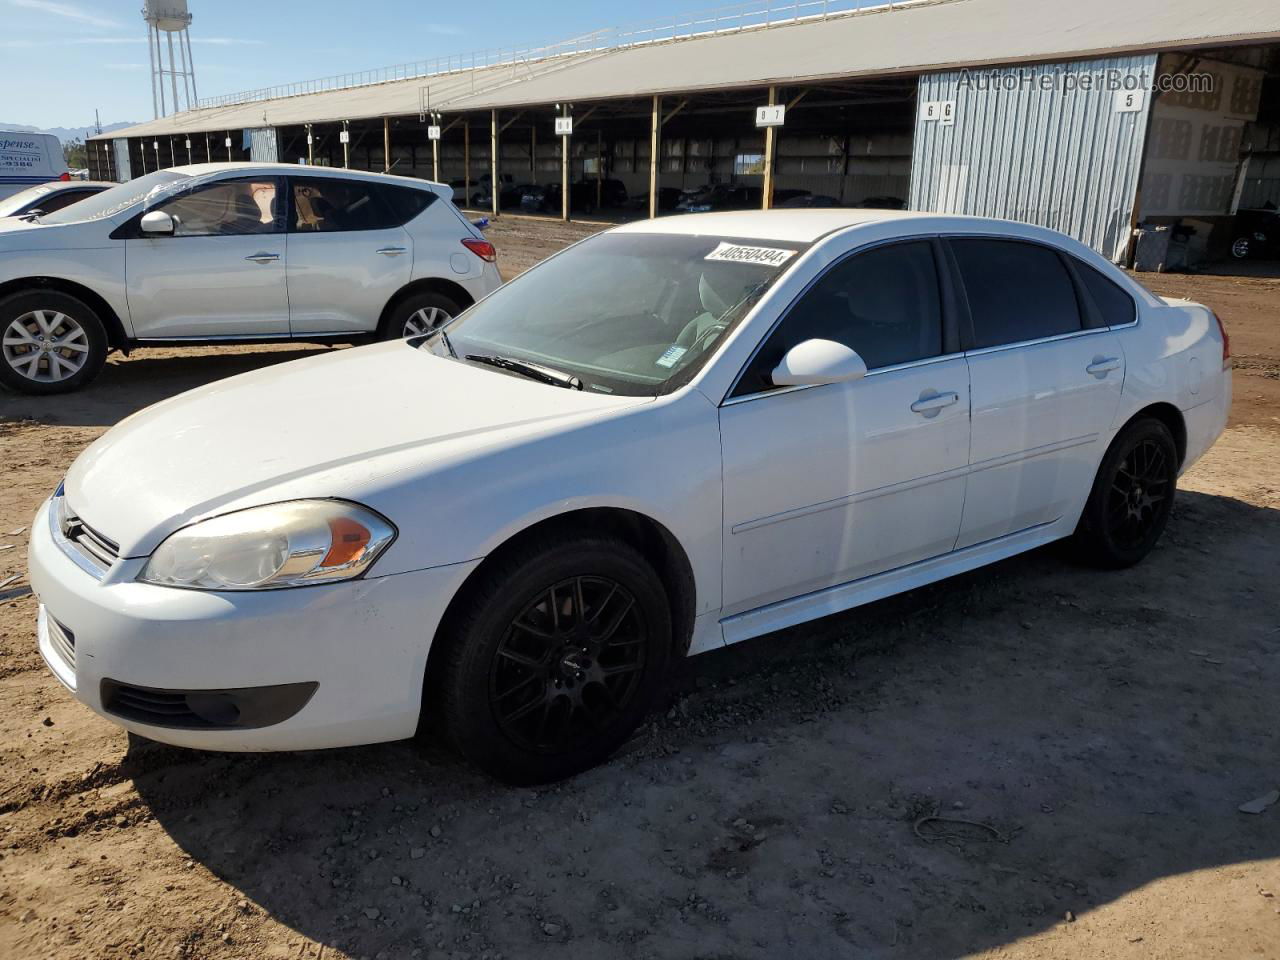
top-left (465, 353), bottom-right (582, 390)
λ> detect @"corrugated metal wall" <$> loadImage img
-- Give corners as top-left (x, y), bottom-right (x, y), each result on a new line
top-left (247, 127), bottom-right (279, 163)
top-left (909, 54), bottom-right (1157, 262)
top-left (112, 138), bottom-right (131, 182)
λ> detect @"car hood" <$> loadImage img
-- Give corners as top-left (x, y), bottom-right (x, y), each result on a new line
top-left (64, 341), bottom-right (647, 556)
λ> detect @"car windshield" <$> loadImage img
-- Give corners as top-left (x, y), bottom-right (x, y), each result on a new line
top-left (425, 232), bottom-right (807, 396)
top-left (40, 170), bottom-right (189, 224)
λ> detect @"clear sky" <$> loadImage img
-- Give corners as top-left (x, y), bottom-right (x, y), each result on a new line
top-left (1, 0), bottom-right (713, 129)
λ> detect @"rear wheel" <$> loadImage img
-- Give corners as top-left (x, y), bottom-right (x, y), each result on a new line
top-left (380, 290), bottom-right (462, 341)
top-left (0, 290), bottom-right (108, 395)
top-left (438, 535), bottom-right (672, 784)
top-left (1072, 418), bottom-right (1178, 568)
top-left (1231, 236), bottom-right (1251, 259)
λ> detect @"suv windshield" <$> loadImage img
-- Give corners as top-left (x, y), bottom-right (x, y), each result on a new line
top-left (41, 170), bottom-right (189, 224)
top-left (427, 232), bottom-right (806, 396)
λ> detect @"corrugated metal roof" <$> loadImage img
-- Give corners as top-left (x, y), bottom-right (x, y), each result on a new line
top-left (95, 0), bottom-right (1280, 140)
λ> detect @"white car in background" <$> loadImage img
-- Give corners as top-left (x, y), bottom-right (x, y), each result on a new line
top-left (28, 210), bottom-right (1230, 784)
top-left (0, 163), bottom-right (501, 394)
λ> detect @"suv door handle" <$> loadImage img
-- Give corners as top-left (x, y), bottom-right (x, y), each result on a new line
top-left (244, 252), bottom-right (279, 264)
top-left (376, 246), bottom-right (407, 256)
top-left (910, 391), bottom-right (960, 416)
top-left (1086, 357), bottom-right (1121, 378)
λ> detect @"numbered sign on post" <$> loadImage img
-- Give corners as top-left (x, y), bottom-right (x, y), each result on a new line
top-left (922, 100), bottom-right (957, 125)
top-left (184, 139), bottom-right (191, 149)
top-left (1115, 90), bottom-right (1145, 113)
top-left (339, 130), bottom-right (350, 144)
top-left (755, 105), bottom-right (785, 128)
top-left (224, 137), bottom-right (232, 148)
top-left (427, 125), bottom-right (441, 141)
top-left (555, 116), bottom-right (573, 136)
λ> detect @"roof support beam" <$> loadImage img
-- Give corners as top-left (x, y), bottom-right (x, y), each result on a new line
top-left (762, 86), bottom-right (778, 211)
top-left (491, 110), bottom-right (500, 218)
top-left (383, 117), bottom-right (391, 173)
top-left (649, 95), bottom-right (661, 220)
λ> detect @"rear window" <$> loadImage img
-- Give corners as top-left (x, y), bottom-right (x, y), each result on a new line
top-left (951, 239), bottom-right (1082, 349)
top-left (379, 184), bottom-right (434, 225)
top-left (1077, 261), bottom-right (1136, 327)
top-left (291, 176), bottom-right (399, 232)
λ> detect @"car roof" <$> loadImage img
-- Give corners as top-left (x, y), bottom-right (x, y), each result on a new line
top-left (169, 162), bottom-right (446, 191)
top-left (612, 209), bottom-right (936, 243)
top-left (612, 209), bottom-right (1084, 245)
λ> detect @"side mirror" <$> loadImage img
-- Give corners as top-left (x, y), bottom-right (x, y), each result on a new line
top-left (771, 338), bottom-right (868, 387)
top-left (140, 210), bottom-right (175, 236)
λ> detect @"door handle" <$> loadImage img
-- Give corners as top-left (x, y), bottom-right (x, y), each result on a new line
top-left (244, 252), bottom-right (279, 264)
top-left (910, 391), bottom-right (960, 416)
top-left (1086, 357), bottom-right (1121, 378)
top-left (376, 246), bottom-right (407, 256)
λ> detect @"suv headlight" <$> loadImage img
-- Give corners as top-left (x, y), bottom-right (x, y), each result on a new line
top-left (139, 500), bottom-right (396, 591)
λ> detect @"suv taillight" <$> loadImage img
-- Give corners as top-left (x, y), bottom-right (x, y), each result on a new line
top-left (1213, 311), bottom-right (1231, 369)
top-left (462, 237), bottom-right (496, 263)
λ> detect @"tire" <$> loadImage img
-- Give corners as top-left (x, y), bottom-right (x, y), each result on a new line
top-left (438, 534), bottom-right (673, 784)
top-left (0, 290), bottom-right (108, 395)
top-left (1072, 418), bottom-right (1178, 569)
top-left (379, 290), bottom-right (462, 341)
top-left (1230, 236), bottom-right (1251, 260)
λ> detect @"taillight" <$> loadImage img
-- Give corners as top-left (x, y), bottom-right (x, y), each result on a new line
top-left (1213, 311), bottom-right (1231, 369)
top-left (462, 237), bottom-right (496, 263)
top-left (58, 172), bottom-right (71, 181)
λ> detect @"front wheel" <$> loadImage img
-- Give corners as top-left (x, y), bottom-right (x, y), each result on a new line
top-left (438, 535), bottom-right (672, 784)
top-left (1231, 236), bottom-right (1251, 260)
top-left (1072, 418), bottom-right (1178, 568)
top-left (380, 290), bottom-right (462, 341)
top-left (0, 290), bottom-right (108, 395)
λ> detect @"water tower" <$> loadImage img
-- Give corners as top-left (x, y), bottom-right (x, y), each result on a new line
top-left (143, 1), bottom-right (198, 118)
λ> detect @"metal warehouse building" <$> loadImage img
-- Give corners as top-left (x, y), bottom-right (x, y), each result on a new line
top-left (89, 0), bottom-right (1280, 264)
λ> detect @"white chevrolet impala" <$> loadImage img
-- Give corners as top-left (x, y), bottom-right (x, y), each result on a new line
top-left (28, 210), bottom-right (1230, 783)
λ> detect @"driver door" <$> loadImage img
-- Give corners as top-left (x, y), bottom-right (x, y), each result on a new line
top-left (718, 239), bottom-right (971, 616)
top-left (124, 176), bottom-right (289, 338)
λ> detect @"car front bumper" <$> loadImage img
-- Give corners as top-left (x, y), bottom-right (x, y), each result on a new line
top-left (28, 496), bottom-right (480, 751)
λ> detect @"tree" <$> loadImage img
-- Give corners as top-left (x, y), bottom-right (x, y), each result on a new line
top-left (63, 138), bottom-right (87, 171)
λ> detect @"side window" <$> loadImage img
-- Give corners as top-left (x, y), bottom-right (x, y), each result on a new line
top-left (379, 184), bottom-right (434, 225)
top-left (155, 178), bottom-right (281, 237)
top-left (734, 240), bottom-right (943, 396)
top-left (1076, 260), bottom-right (1137, 327)
top-left (951, 239), bottom-right (1082, 348)
top-left (291, 177), bottom-right (398, 232)
top-left (38, 190), bottom-right (94, 214)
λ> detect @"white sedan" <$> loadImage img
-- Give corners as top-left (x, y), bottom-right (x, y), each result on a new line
top-left (0, 163), bottom-right (501, 394)
top-left (28, 210), bottom-right (1230, 783)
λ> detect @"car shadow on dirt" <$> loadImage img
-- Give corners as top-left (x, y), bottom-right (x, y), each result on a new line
top-left (127, 488), bottom-right (1280, 959)
top-left (0, 345), bottom-right (337, 428)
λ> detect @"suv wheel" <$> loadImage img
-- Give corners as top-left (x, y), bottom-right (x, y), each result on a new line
top-left (381, 290), bottom-right (462, 341)
top-left (437, 535), bottom-right (672, 784)
top-left (0, 290), bottom-right (108, 395)
top-left (1230, 236), bottom-right (1251, 260)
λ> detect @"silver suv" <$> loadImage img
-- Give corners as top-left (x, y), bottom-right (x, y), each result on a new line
top-left (0, 163), bottom-right (502, 394)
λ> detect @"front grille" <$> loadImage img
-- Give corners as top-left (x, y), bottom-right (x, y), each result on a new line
top-left (63, 511), bottom-right (120, 567)
top-left (47, 615), bottom-right (76, 672)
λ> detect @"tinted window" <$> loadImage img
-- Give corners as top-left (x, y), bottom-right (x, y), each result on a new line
top-left (952, 239), bottom-right (1081, 348)
top-left (379, 184), bottom-right (434, 225)
top-left (37, 189), bottom-right (99, 214)
top-left (1077, 261), bottom-right (1136, 326)
top-left (735, 240), bottom-right (943, 396)
top-left (155, 178), bottom-right (281, 237)
top-left (291, 177), bottom-right (398, 232)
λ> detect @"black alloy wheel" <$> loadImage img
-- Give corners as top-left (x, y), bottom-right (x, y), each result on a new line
top-left (490, 575), bottom-right (646, 753)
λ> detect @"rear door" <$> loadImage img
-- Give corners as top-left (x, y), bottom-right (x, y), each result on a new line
top-left (949, 237), bottom-right (1124, 548)
top-left (124, 175), bottom-right (289, 338)
top-left (284, 175), bottom-right (416, 335)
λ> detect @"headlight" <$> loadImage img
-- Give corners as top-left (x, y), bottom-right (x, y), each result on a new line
top-left (139, 500), bottom-right (396, 591)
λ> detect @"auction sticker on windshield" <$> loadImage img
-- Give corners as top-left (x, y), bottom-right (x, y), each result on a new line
top-left (704, 242), bottom-right (797, 267)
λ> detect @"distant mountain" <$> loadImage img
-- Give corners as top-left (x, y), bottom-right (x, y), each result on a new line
top-left (0, 121), bottom-right (138, 143)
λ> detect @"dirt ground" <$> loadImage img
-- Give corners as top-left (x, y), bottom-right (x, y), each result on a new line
top-left (1, 216), bottom-right (1278, 960)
